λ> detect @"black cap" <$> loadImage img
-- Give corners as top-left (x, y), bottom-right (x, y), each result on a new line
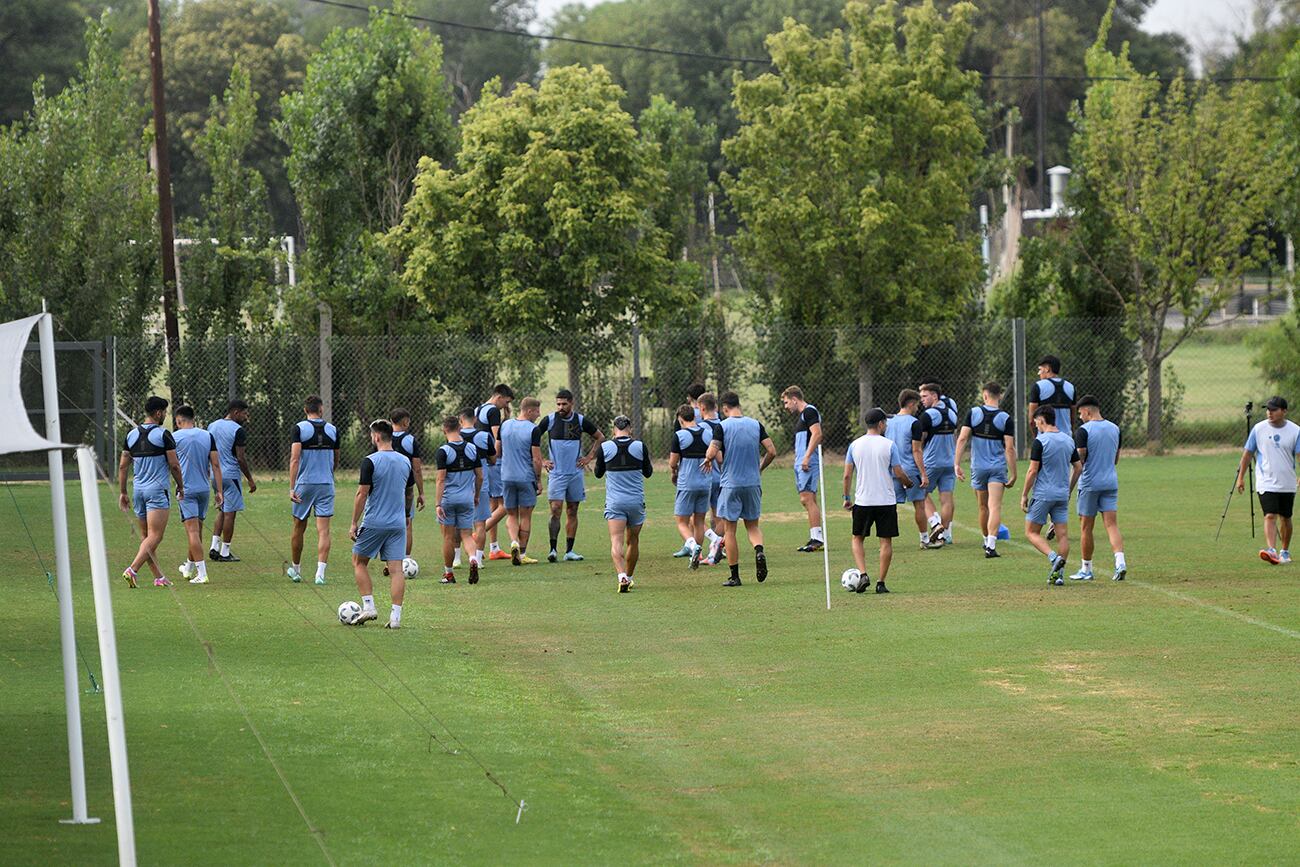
top-left (864, 408), bottom-right (888, 426)
top-left (1266, 396), bottom-right (1288, 411)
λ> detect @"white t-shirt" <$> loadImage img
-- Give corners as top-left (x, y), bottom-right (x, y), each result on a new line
top-left (845, 433), bottom-right (901, 507)
top-left (1245, 419), bottom-right (1300, 494)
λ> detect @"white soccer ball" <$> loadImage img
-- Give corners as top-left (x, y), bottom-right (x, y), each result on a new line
top-left (338, 600), bottom-right (362, 625)
top-left (402, 557), bottom-right (420, 578)
top-left (841, 568), bottom-right (864, 593)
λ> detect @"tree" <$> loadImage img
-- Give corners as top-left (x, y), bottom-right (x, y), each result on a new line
top-left (722, 0), bottom-right (990, 432)
top-left (0, 1), bottom-right (114, 125)
top-left (388, 64), bottom-right (691, 407)
top-left (1066, 4), bottom-right (1282, 450)
top-left (278, 1), bottom-right (455, 336)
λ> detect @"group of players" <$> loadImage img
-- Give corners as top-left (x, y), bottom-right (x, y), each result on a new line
top-left (116, 353), bottom-right (1137, 627)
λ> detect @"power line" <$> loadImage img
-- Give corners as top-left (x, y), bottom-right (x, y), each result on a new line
top-left (296, 0), bottom-right (1282, 83)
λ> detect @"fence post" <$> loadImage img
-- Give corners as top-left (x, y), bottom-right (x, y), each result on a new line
top-left (93, 341), bottom-right (105, 464)
top-left (319, 303), bottom-right (333, 421)
top-left (1012, 317), bottom-right (1027, 458)
top-left (225, 335), bottom-right (237, 401)
top-left (108, 335), bottom-right (118, 455)
top-left (631, 323), bottom-right (643, 437)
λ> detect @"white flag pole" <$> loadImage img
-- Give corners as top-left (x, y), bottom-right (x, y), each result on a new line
top-left (818, 444), bottom-right (830, 610)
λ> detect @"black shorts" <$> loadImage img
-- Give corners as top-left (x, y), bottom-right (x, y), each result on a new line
top-left (1259, 491), bottom-right (1296, 519)
top-left (852, 504), bottom-right (898, 538)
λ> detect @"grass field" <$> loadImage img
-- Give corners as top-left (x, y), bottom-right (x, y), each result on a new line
top-left (3, 453), bottom-right (1299, 864)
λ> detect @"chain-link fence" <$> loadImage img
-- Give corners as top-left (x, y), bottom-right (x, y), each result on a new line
top-left (106, 317), bottom-right (1272, 470)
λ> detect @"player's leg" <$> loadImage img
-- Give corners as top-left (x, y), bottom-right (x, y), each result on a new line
top-left (211, 510), bottom-right (225, 557)
top-left (985, 483), bottom-right (1005, 557)
top-left (384, 527), bottom-right (407, 627)
top-left (939, 489), bottom-right (955, 543)
top-left (350, 528), bottom-right (379, 624)
top-left (440, 522), bottom-right (457, 583)
top-left (974, 488), bottom-right (990, 539)
top-left (314, 516), bottom-right (331, 584)
top-left (911, 500), bottom-right (928, 547)
top-left (675, 512), bottom-right (694, 547)
top-left (289, 516), bottom-right (308, 581)
top-left (744, 516), bottom-right (767, 583)
top-left (1024, 520), bottom-right (1052, 558)
top-left (723, 519), bottom-right (740, 567)
top-left (607, 518), bottom-right (627, 576)
top-left (1054, 513), bottom-right (1070, 564)
top-left (405, 517), bottom-right (414, 558)
top-left (518, 505), bottom-right (534, 559)
top-left (1280, 512), bottom-right (1293, 555)
top-left (221, 510), bottom-right (237, 548)
top-left (461, 509), bottom-right (482, 584)
top-left (563, 498), bottom-right (582, 560)
top-left (878, 537), bottom-right (894, 584)
top-left (798, 489), bottom-right (822, 551)
top-left (547, 498), bottom-right (563, 561)
top-left (1073, 513), bottom-right (1096, 580)
top-left (850, 533), bottom-right (868, 574)
top-left (626, 521), bottom-right (642, 580)
top-left (506, 506), bottom-right (521, 562)
top-left (1101, 510), bottom-right (1127, 579)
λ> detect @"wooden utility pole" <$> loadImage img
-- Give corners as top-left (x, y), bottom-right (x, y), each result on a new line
top-left (1035, 0), bottom-right (1047, 208)
top-left (147, 0), bottom-right (181, 369)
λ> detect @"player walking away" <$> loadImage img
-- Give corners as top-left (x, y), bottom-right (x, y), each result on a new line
top-left (1236, 395), bottom-right (1300, 565)
top-left (173, 405), bottom-right (223, 585)
top-left (954, 382), bottom-right (1017, 559)
top-left (668, 404), bottom-right (713, 569)
top-left (435, 417), bottom-right (484, 584)
top-left (704, 391), bottom-right (777, 587)
top-left (390, 408), bottom-right (425, 564)
top-left (117, 395), bottom-right (185, 588)
top-left (843, 408), bottom-right (915, 594)
top-left (670, 383), bottom-right (708, 556)
top-left (475, 384), bottom-right (514, 560)
top-left (461, 407), bottom-right (497, 569)
top-left (886, 390), bottom-right (931, 549)
top-left (502, 397), bottom-right (544, 565)
top-left (536, 389), bottom-right (604, 562)
top-left (919, 383), bottom-right (959, 546)
top-left (1021, 406), bottom-right (1082, 585)
top-left (698, 392), bottom-right (727, 564)
top-left (595, 415), bottom-right (654, 592)
top-left (209, 399), bottom-right (256, 562)
top-left (1072, 395), bottom-right (1126, 581)
top-left (781, 386), bottom-right (825, 552)
top-left (1027, 354), bottom-right (1077, 436)
top-left (349, 419), bottom-right (416, 628)
top-left (287, 396), bottom-right (338, 586)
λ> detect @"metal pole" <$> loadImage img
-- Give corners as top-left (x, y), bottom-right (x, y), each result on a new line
top-left (818, 444), bottom-right (830, 611)
top-left (76, 447), bottom-right (136, 865)
top-left (631, 323), bottom-right (642, 437)
top-left (146, 0), bottom-right (181, 371)
top-left (41, 309), bottom-right (97, 826)
top-left (319, 303), bottom-right (333, 423)
top-left (1035, 0), bottom-right (1047, 209)
top-left (1012, 318), bottom-right (1027, 458)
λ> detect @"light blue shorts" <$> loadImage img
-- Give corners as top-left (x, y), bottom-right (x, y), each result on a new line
top-left (353, 525), bottom-right (405, 562)
top-left (795, 467), bottom-right (818, 494)
top-left (474, 486), bottom-right (492, 523)
top-left (925, 465), bottom-right (956, 494)
top-left (1027, 498), bottom-right (1069, 527)
top-left (547, 473), bottom-right (585, 503)
top-left (132, 488), bottom-right (169, 518)
top-left (1077, 488), bottom-right (1118, 518)
top-left (503, 480), bottom-right (538, 510)
top-left (292, 483), bottom-right (335, 520)
top-left (485, 463), bottom-right (504, 498)
top-left (439, 501), bottom-right (476, 530)
top-left (971, 466), bottom-right (1008, 491)
top-left (717, 485), bottom-right (762, 522)
top-left (675, 488), bottom-right (710, 516)
top-left (220, 477), bottom-right (244, 513)
top-left (604, 502), bottom-right (645, 526)
top-left (895, 476), bottom-right (927, 504)
top-left (179, 490), bottom-right (208, 522)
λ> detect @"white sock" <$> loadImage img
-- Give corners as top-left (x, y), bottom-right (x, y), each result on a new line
top-left (292, 562), bottom-right (301, 575)
top-left (928, 513), bottom-right (941, 528)
top-left (1115, 552), bottom-right (1126, 569)
top-left (618, 572), bottom-right (628, 581)
top-left (211, 535), bottom-right (221, 551)
top-left (1047, 551), bottom-right (1057, 564)
top-left (390, 604), bottom-right (402, 625)
top-left (985, 535), bottom-right (996, 548)
top-left (362, 594), bottom-right (375, 612)
top-left (943, 528), bottom-right (952, 542)
top-left (220, 541), bottom-right (230, 557)
top-left (490, 542), bottom-right (501, 553)
top-left (197, 560), bottom-right (207, 579)
top-left (705, 528), bottom-right (720, 544)
top-left (810, 526), bottom-right (824, 542)
top-left (316, 562), bottom-right (327, 580)
top-left (472, 553), bottom-right (482, 566)
top-left (920, 532), bottom-right (928, 543)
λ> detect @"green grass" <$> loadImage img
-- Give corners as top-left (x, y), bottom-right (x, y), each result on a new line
top-left (3, 454), bottom-right (1299, 864)
top-left (1165, 336), bottom-right (1267, 424)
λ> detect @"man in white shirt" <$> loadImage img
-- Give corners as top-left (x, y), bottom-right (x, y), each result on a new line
top-left (843, 408), bottom-right (915, 594)
top-left (1236, 396), bottom-right (1300, 564)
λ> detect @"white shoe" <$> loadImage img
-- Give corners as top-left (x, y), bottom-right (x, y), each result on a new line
top-left (1280, 551), bottom-right (1293, 564)
top-left (452, 553), bottom-right (462, 568)
top-left (188, 574), bottom-right (208, 585)
top-left (1069, 569), bottom-right (1094, 581)
top-left (314, 574), bottom-right (327, 585)
top-left (286, 565), bottom-right (302, 583)
top-left (384, 618), bottom-right (401, 629)
top-left (179, 562), bottom-right (194, 579)
top-left (355, 609), bottom-right (378, 625)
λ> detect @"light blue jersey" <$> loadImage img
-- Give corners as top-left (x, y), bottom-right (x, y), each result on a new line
top-left (499, 418), bottom-right (537, 483)
top-left (209, 418), bottom-right (246, 479)
top-left (172, 427), bottom-right (214, 493)
top-left (125, 424), bottom-right (174, 492)
top-left (792, 404), bottom-right (821, 471)
top-left (1245, 419), bottom-right (1300, 494)
top-left (716, 415), bottom-right (768, 488)
top-left (359, 450), bottom-right (414, 530)
top-left (921, 404), bottom-right (959, 469)
top-left (671, 425), bottom-right (713, 491)
top-left (1030, 430), bottom-right (1078, 501)
top-left (436, 440), bottom-right (482, 506)
top-left (293, 419), bottom-right (338, 486)
top-left (965, 405), bottom-right (1013, 472)
top-left (595, 436), bottom-right (652, 507)
top-left (536, 411), bottom-right (598, 476)
top-left (1031, 377), bottom-right (1077, 435)
top-left (1075, 419), bottom-right (1121, 491)
top-left (885, 413), bottom-right (924, 480)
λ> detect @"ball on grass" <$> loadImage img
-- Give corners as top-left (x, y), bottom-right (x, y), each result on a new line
top-left (338, 600), bottom-right (362, 625)
top-left (402, 557), bottom-right (419, 578)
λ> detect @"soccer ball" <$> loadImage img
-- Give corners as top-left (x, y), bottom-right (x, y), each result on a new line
top-left (338, 600), bottom-right (362, 625)
top-left (402, 557), bottom-right (419, 578)
top-left (841, 568), bottom-right (864, 593)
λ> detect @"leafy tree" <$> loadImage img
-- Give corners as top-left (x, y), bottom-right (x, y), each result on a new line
top-left (722, 0), bottom-right (990, 434)
top-left (1065, 5), bottom-right (1282, 450)
top-left (278, 1), bottom-right (455, 336)
top-left (388, 65), bottom-right (691, 407)
top-left (0, 1), bottom-right (114, 125)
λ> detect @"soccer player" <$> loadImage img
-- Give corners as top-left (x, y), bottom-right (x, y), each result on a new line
top-left (475, 384), bottom-right (514, 560)
top-left (209, 399), bottom-right (256, 562)
top-left (781, 385), bottom-right (825, 552)
top-left (698, 392), bottom-right (727, 563)
top-left (886, 390), bottom-right (931, 549)
top-left (595, 415), bottom-right (654, 592)
top-left (349, 419), bottom-right (416, 628)
top-left (172, 405), bottom-right (223, 585)
top-left (1236, 395), bottom-right (1300, 565)
top-left (703, 391), bottom-right (777, 587)
top-left (1021, 406), bottom-right (1082, 585)
top-left (390, 408), bottom-right (425, 560)
top-left (954, 382), bottom-right (1017, 558)
top-left (919, 383), bottom-right (959, 546)
top-left (535, 388), bottom-right (604, 562)
top-left (668, 404), bottom-right (712, 569)
top-left (1027, 354), bottom-right (1077, 436)
top-left (287, 395), bottom-right (339, 586)
top-left (1072, 395), bottom-right (1126, 580)
top-left (670, 382), bottom-right (707, 557)
top-left (435, 416), bottom-right (484, 584)
top-left (843, 408), bottom-right (915, 594)
top-left (461, 406), bottom-right (496, 568)
top-left (502, 397), bottom-right (544, 564)
top-left (117, 395), bottom-right (185, 588)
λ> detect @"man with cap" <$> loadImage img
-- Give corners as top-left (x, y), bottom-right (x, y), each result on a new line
top-left (1236, 396), bottom-right (1300, 564)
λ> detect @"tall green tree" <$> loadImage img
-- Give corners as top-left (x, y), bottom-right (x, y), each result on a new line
top-left (388, 65), bottom-right (690, 405)
top-left (722, 0), bottom-right (990, 426)
top-left (278, 1), bottom-right (455, 336)
top-left (0, 1), bottom-right (114, 124)
top-left (1066, 5), bottom-right (1282, 449)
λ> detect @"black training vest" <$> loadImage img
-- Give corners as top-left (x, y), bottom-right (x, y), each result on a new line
top-left (605, 437), bottom-right (642, 472)
top-left (442, 440), bottom-right (477, 473)
top-left (128, 424), bottom-right (167, 458)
